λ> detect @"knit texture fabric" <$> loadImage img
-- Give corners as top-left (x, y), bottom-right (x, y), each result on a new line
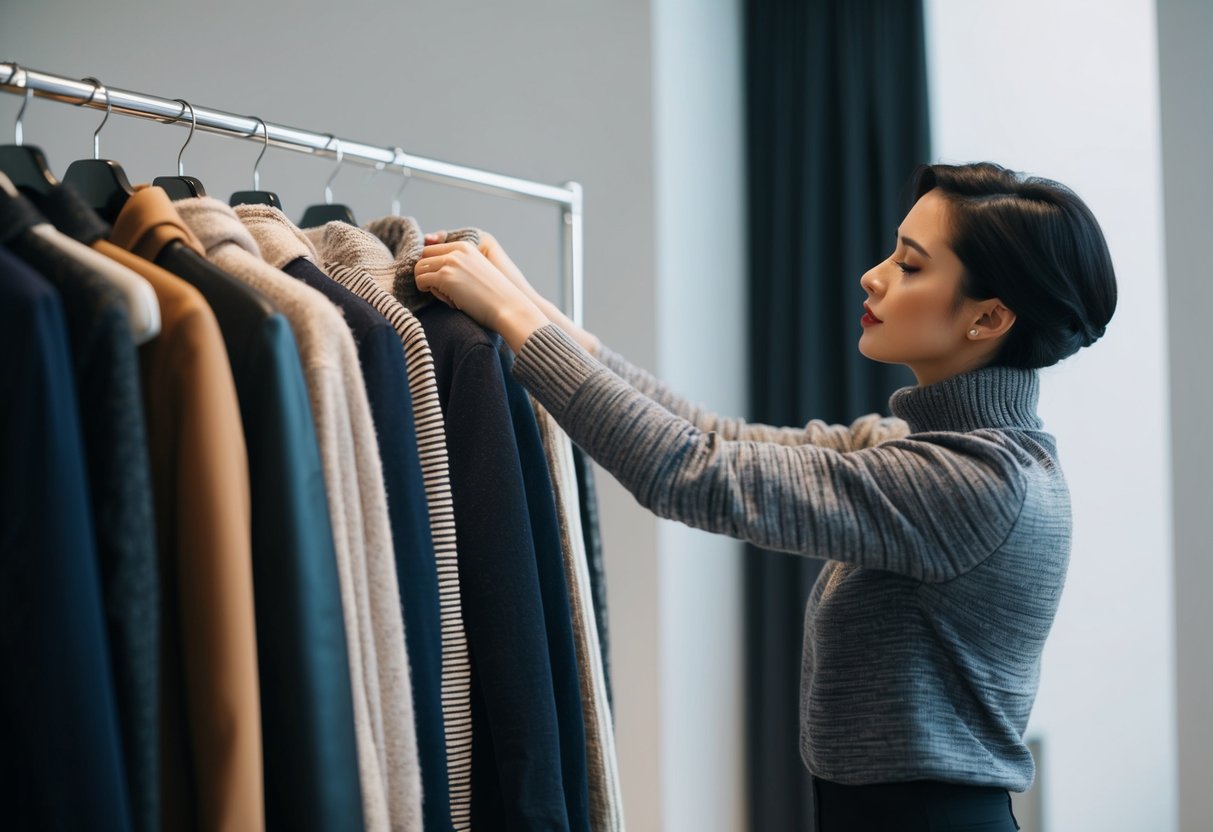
top-left (532, 401), bottom-right (625, 831)
top-left (303, 219), bottom-right (474, 831)
top-left (362, 216), bottom-right (480, 310)
top-left (238, 204), bottom-right (450, 831)
top-left (175, 198), bottom-right (420, 832)
top-left (513, 324), bottom-right (1071, 792)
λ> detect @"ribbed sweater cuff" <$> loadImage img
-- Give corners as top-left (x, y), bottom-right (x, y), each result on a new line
top-left (512, 324), bottom-right (604, 416)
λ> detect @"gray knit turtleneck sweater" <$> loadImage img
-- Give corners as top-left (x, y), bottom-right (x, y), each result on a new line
top-left (510, 324), bottom-right (1070, 792)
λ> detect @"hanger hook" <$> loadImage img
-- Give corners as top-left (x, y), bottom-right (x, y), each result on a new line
top-left (171, 99), bottom-right (197, 177)
top-left (362, 160), bottom-right (386, 187)
top-left (76, 77), bottom-right (105, 158)
top-left (9, 64), bottom-right (33, 146)
top-left (323, 135), bottom-right (343, 205)
top-left (390, 148), bottom-right (413, 217)
top-left (246, 116), bottom-right (270, 191)
top-left (79, 76), bottom-right (112, 160)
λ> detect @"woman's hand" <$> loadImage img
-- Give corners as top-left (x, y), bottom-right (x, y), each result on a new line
top-left (424, 229), bottom-right (602, 355)
top-left (415, 240), bottom-right (550, 353)
top-left (424, 229), bottom-right (542, 306)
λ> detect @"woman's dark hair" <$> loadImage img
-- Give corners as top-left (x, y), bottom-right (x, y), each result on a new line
top-left (909, 162), bottom-right (1117, 369)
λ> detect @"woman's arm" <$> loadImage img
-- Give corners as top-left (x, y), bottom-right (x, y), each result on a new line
top-left (512, 325), bottom-right (1028, 581)
top-left (413, 240), bottom-right (1027, 580)
top-left (591, 339), bottom-right (908, 449)
top-left (432, 229), bottom-right (907, 450)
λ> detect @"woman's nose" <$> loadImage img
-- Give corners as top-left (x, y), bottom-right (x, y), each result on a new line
top-left (860, 265), bottom-right (883, 297)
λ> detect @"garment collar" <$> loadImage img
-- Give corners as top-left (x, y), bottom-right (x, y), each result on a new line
top-left (232, 203), bottom-right (319, 269)
top-left (109, 184), bottom-right (206, 260)
top-left (888, 365), bottom-right (1042, 434)
top-left (362, 215), bottom-right (480, 311)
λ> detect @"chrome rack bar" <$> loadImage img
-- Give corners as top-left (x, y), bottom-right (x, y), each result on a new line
top-left (0, 61), bottom-right (584, 324)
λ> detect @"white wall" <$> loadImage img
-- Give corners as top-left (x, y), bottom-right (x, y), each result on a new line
top-left (652, 0), bottom-right (747, 830)
top-left (1156, 1), bottom-right (1213, 829)
top-left (925, 1), bottom-right (1175, 829)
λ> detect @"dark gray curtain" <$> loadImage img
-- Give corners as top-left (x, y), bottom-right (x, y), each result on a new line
top-left (743, 1), bottom-right (928, 828)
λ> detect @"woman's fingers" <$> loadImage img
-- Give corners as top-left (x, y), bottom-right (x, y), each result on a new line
top-left (424, 230), bottom-right (448, 244)
top-left (421, 241), bottom-right (474, 258)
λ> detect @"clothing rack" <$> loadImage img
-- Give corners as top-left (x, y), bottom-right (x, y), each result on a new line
top-left (0, 61), bottom-right (584, 325)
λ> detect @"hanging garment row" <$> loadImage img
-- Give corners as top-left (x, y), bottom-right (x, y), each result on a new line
top-left (0, 108), bottom-right (618, 832)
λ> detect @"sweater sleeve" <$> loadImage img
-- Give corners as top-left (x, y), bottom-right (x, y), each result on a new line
top-left (592, 340), bottom-right (909, 450)
top-left (515, 325), bottom-right (1028, 581)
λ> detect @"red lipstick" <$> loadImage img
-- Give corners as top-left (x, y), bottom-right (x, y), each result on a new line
top-left (861, 303), bottom-right (883, 327)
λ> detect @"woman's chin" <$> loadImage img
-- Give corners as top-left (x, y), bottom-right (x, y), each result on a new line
top-left (858, 335), bottom-right (897, 364)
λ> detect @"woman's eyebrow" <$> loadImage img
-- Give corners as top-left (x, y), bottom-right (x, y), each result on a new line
top-left (896, 231), bottom-right (932, 259)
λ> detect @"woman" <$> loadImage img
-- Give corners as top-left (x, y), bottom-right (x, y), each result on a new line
top-left (414, 162), bottom-right (1117, 831)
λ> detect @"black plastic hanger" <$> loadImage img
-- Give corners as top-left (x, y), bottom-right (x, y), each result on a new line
top-left (61, 77), bottom-right (134, 223)
top-left (230, 116), bottom-right (282, 209)
top-left (152, 99), bottom-right (206, 200)
top-left (299, 136), bottom-right (356, 227)
top-left (0, 66), bottom-right (59, 195)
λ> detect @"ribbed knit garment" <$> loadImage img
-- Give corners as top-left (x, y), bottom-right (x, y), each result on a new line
top-left (303, 220), bottom-right (474, 832)
top-left (512, 325), bottom-right (1070, 793)
top-left (175, 198), bottom-right (421, 832)
top-left (531, 401), bottom-right (625, 832)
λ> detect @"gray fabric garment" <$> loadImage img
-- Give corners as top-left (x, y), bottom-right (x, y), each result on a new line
top-left (512, 324), bottom-right (1070, 793)
top-left (570, 448), bottom-right (612, 710)
top-left (532, 401), bottom-right (625, 832)
top-left (303, 219), bottom-right (475, 832)
top-left (175, 198), bottom-right (420, 832)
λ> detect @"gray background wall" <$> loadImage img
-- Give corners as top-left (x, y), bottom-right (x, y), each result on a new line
top-left (1157, 1), bottom-right (1213, 829)
top-left (928, 0), bottom-right (1176, 827)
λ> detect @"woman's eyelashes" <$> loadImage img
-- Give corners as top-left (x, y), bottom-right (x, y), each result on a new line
top-left (894, 259), bottom-right (919, 275)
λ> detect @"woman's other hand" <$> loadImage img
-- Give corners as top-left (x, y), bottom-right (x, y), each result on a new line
top-left (425, 229), bottom-right (543, 307)
top-left (416, 240), bottom-right (549, 353)
top-left (424, 229), bottom-right (601, 355)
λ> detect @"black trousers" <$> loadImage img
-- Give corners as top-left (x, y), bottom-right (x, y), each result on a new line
top-left (812, 777), bottom-right (1021, 832)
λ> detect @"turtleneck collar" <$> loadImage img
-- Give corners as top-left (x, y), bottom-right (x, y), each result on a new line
top-left (362, 215), bottom-right (480, 312)
top-left (888, 365), bottom-right (1043, 434)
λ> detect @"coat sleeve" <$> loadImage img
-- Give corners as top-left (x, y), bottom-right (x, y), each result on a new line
top-left (515, 325), bottom-right (1028, 582)
top-left (592, 340), bottom-right (909, 450)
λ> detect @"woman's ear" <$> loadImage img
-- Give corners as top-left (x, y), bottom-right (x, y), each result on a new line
top-left (973, 301), bottom-right (1016, 340)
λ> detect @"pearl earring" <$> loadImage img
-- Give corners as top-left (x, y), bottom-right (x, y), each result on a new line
top-left (969, 328), bottom-right (979, 338)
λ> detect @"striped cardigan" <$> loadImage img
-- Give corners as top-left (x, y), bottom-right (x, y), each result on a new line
top-left (302, 221), bottom-right (475, 831)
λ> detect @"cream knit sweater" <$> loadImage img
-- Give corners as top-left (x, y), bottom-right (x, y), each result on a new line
top-left (176, 199), bottom-right (421, 832)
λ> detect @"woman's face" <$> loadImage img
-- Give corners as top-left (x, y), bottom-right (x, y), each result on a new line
top-left (858, 189), bottom-right (1001, 385)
